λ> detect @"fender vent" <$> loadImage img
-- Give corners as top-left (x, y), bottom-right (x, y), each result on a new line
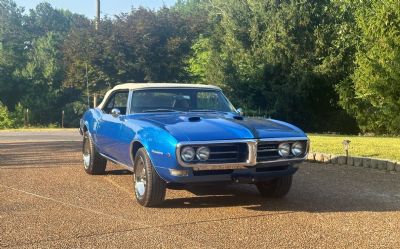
top-left (188, 116), bottom-right (201, 122)
top-left (233, 116), bottom-right (244, 120)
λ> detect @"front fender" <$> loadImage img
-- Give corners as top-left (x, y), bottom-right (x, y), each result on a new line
top-left (129, 122), bottom-right (181, 182)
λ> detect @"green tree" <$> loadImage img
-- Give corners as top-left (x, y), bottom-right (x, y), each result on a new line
top-left (1, 1), bottom-right (83, 125)
top-left (189, 0), bottom-right (358, 132)
top-left (337, 0), bottom-right (400, 134)
top-left (0, 0), bottom-right (28, 109)
top-left (2, 0), bottom-right (398, 133)
top-left (18, 32), bottom-right (65, 124)
top-left (63, 6), bottom-right (207, 95)
top-left (24, 2), bottom-right (76, 37)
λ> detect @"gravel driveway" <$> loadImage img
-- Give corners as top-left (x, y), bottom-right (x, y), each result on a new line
top-left (0, 131), bottom-right (399, 248)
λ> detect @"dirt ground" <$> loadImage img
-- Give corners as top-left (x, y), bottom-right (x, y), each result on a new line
top-left (1, 131), bottom-right (399, 248)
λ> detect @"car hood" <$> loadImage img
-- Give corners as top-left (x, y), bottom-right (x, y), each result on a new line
top-left (132, 113), bottom-right (306, 142)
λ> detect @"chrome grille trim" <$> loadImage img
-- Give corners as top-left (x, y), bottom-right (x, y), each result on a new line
top-left (176, 137), bottom-right (309, 170)
top-left (257, 149), bottom-right (278, 152)
top-left (210, 151), bottom-right (239, 154)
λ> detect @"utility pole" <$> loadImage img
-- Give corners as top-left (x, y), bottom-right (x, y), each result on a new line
top-left (61, 110), bottom-right (64, 128)
top-left (93, 0), bottom-right (100, 107)
top-left (94, 94), bottom-right (97, 107)
top-left (86, 63), bottom-right (89, 107)
top-left (26, 109), bottom-right (29, 127)
top-left (95, 0), bottom-right (100, 30)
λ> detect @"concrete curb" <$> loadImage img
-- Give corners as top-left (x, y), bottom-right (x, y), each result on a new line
top-left (307, 152), bottom-right (398, 172)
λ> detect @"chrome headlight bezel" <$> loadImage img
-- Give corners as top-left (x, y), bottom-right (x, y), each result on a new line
top-left (196, 146), bottom-right (210, 161)
top-left (181, 146), bottom-right (195, 162)
top-left (278, 142), bottom-right (291, 157)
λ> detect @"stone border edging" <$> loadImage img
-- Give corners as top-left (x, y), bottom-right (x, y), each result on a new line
top-left (307, 152), bottom-right (399, 172)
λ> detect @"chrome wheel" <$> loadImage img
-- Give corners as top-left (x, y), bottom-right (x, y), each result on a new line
top-left (135, 157), bottom-right (147, 199)
top-left (83, 137), bottom-right (91, 169)
top-left (133, 148), bottom-right (166, 206)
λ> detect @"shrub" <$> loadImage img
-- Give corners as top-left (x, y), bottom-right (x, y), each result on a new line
top-left (0, 102), bottom-right (13, 129)
top-left (9, 103), bottom-right (25, 128)
top-left (63, 101), bottom-right (88, 127)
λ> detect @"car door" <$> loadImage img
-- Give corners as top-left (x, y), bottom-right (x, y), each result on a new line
top-left (96, 90), bottom-right (129, 159)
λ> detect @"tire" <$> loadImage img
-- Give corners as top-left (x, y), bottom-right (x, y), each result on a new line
top-left (256, 175), bottom-right (293, 198)
top-left (133, 148), bottom-right (166, 207)
top-left (82, 131), bottom-right (107, 175)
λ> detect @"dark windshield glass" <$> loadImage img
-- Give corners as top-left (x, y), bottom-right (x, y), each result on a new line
top-left (130, 88), bottom-right (235, 113)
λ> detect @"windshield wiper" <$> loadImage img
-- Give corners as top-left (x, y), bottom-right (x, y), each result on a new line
top-left (142, 108), bottom-right (180, 113)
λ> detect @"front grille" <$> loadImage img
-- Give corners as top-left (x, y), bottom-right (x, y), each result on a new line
top-left (257, 142), bottom-right (282, 161)
top-left (178, 139), bottom-right (308, 168)
top-left (257, 141), bottom-right (307, 162)
top-left (183, 143), bottom-right (248, 164)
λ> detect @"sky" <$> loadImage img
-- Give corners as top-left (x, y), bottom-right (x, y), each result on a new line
top-left (14, 0), bottom-right (177, 18)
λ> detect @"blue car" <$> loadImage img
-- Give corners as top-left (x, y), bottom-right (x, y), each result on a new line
top-left (80, 83), bottom-right (309, 207)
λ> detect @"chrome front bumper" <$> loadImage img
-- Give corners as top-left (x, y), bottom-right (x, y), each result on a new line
top-left (176, 137), bottom-right (309, 171)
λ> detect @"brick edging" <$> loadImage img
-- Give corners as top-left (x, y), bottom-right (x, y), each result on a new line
top-left (307, 152), bottom-right (399, 172)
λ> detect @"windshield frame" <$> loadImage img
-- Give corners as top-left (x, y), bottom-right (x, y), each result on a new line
top-left (128, 88), bottom-right (236, 114)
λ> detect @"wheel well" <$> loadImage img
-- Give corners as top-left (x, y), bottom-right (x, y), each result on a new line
top-left (130, 140), bottom-right (168, 183)
top-left (131, 141), bottom-right (144, 161)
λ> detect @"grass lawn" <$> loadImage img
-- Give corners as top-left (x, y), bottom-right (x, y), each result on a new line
top-left (308, 134), bottom-right (400, 161)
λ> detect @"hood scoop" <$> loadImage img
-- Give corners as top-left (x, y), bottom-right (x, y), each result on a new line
top-left (188, 116), bottom-right (201, 122)
top-left (233, 115), bottom-right (244, 120)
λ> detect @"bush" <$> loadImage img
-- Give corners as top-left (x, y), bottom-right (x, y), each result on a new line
top-left (63, 101), bottom-right (88, 127)
top-left (9, 103), bottom-right (25, 128)
top-left (0, 102), bottom-right (13, 129)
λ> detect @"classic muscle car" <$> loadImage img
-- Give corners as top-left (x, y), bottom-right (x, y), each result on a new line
top-left (80, 83), bottom-right (309, 207)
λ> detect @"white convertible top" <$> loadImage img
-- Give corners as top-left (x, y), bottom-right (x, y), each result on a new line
top-left (98, 83), bottom-right (221, 108)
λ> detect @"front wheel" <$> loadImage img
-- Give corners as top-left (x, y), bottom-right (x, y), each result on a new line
top-left (133, 148), bottom-right (166, 207)
top-left (256, 175), bottom-right (293, 198)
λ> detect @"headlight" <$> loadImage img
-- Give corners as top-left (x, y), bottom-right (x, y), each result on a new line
top-left (181, 146), bottom-right (195, 162)
top-left (291, 142), bottom-right (305, 156)
top-left (196, 146), bottom-right (210, 161)
top-left (278, 143), bottom-right (291, 157)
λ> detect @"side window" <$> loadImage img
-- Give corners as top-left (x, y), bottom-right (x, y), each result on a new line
top-left (103, 91), bottom-right (129, 114)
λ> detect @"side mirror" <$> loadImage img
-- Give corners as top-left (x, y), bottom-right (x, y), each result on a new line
top-left (111, 108), bottom-right (121, 117)
top-left (236, 108), bottom-right (244, 116)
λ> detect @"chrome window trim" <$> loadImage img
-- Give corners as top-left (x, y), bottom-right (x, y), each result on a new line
top-left (176, 137), bottom-right (309, 169)
top-left (100, 89), bottom-right (130, 114)
top-left (126, 90), bottom-right (133, 115)
top-left (128, 88), bottom-right (236, 114)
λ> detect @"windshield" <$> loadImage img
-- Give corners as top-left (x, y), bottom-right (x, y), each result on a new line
top-left (130, 88), bottom-right (236, 113)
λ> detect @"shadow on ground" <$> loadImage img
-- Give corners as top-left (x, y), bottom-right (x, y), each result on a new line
top-left (0, 141), bottom-right (81, 167)
top-left (160, 177), bottom-right (400, 213)
top-left (105, 169), bottom-right (132, 175)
